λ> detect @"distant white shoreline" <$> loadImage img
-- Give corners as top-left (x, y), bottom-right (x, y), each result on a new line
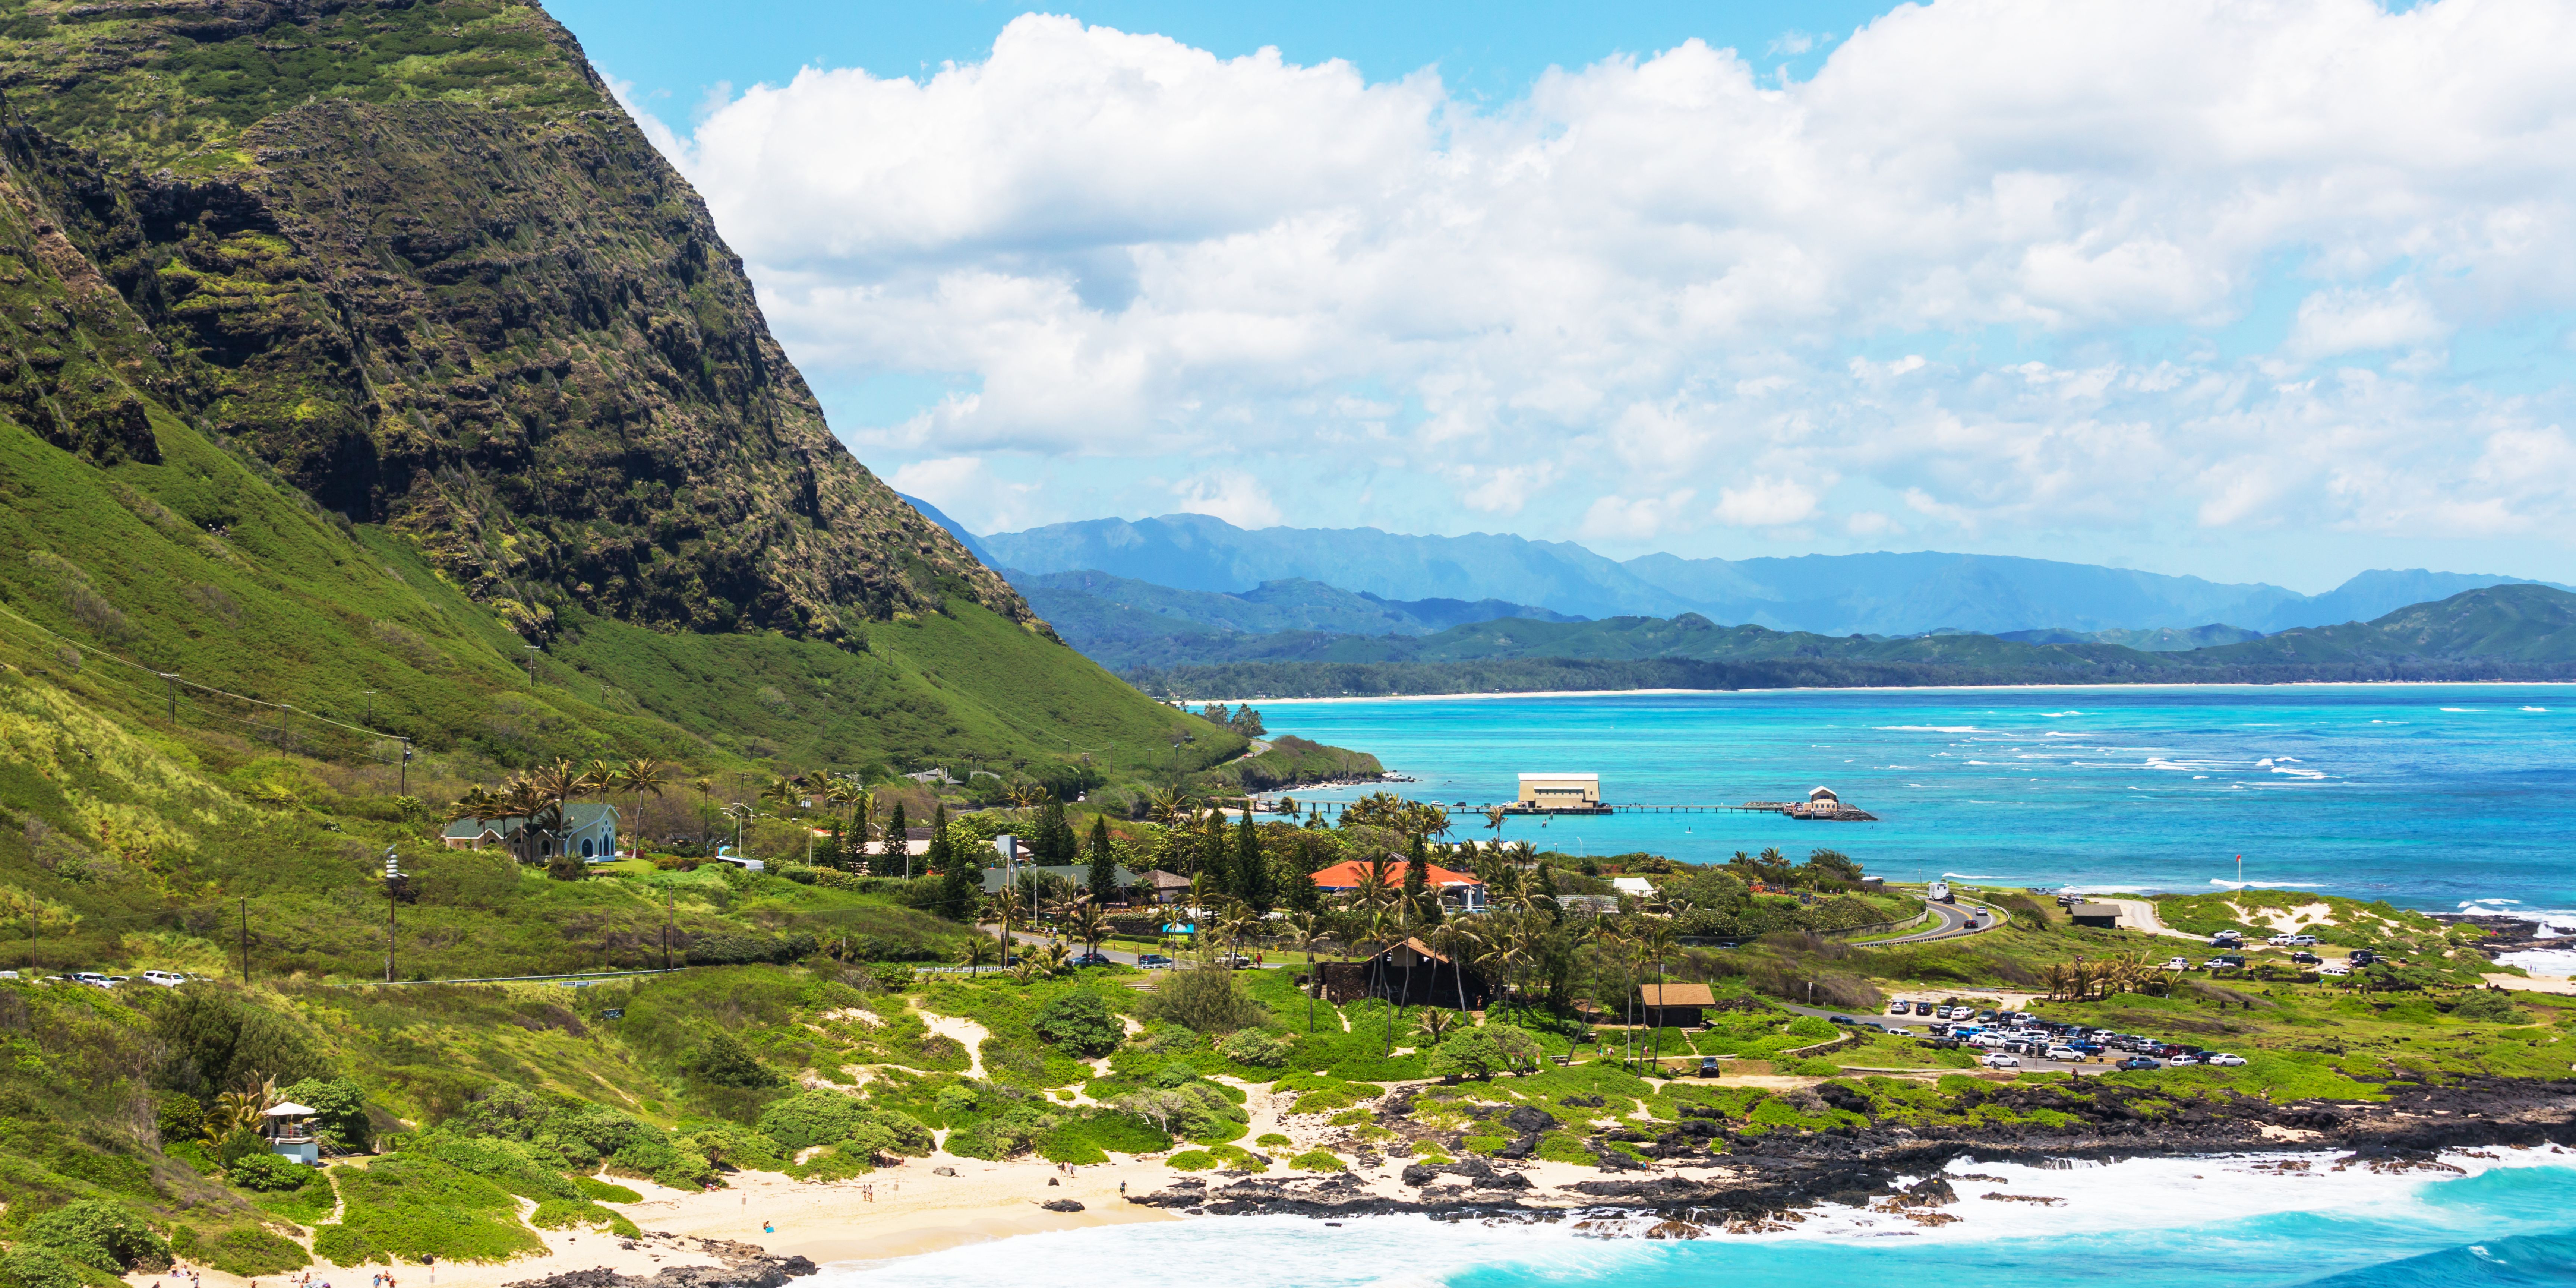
top-left (1180, 681), bottom-right (2576, 706)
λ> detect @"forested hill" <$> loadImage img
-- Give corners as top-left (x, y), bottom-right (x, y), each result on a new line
top-left (1124, 584), bottom-right (2576, 697)
top-left (0, 0), bottom-right (1225, 777)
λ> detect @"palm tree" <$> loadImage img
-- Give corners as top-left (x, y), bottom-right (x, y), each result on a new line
top-left (1069, 902), bottom-right (1112, 960)
top-left (1218, 901), bottom-right (1262, 966)
top-left (760, 773), bottom-right (802, 815)
top-left (1483, 804), bottom-right (1508, 845)
top-left (615, 757), bottom-right (669, 852)
top-left (991, 884), bottom-right (1025, 963)
top-left (1146, 786), bottom-right (1195, 830)
top-left (1431, 919), bottom-right (1483, 1015)
top-left (955, 935), bottom-right (997, 976)
top-left (1415, 1007), bottom-right (1461, 1045)
top-left (1284, 908), bottom-right (1329, 1031)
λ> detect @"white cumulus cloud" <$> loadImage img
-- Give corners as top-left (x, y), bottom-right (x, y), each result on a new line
top-left (630, 0), bottom-right (2576, 560)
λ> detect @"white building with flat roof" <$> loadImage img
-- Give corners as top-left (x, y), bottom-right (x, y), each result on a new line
top-left (1517, 773), bottom-right (1600, 809)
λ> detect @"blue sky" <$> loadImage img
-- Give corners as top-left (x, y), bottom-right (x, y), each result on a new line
top-left (560, 0), bottom-right (2576, 593)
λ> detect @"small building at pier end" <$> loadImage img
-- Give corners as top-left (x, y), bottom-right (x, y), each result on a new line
top-left (1516, 772), bottom-right (1602, 811)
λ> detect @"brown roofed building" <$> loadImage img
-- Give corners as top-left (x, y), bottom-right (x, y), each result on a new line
top-left (1638, 982), bottom-right (1716, 1027)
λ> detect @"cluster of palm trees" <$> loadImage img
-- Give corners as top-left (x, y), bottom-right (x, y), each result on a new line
top-left (2040, 952), bottom-right (2177, 1001)
top-left (446, 756), bottom-right (669, 868)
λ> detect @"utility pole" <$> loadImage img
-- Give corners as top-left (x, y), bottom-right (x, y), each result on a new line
top-left (280, 704), bottom-right (291, 749)
top-left (400, 739), bottom-right (413, 796)
top-left (160, 673), bottom-right (177, 721)
top-left (239, 898), bottom-right (250, 984)
top-left (384, 848), bottom-right (402, 983)
top-left (523, 645), bottom-right (539, 688)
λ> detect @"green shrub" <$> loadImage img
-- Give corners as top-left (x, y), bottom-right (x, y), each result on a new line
top-left (154, 1094), bottom-right (205, 1145)
top-left (1288, 1149), bottom-right (1346, 1171)
top-left (1031, 992), bottom-right (1124, 1057)
top-left (326, 1153), bottom-right (547, 1264)
top-left (1165, 1149), bottom-right (1217, 1170)
top-left (2451, 991), bottom-right (2532, 1024)
top-left (689, 1031), bottom-right (783, 1088)
top-left (1425, 1026), bottom-right (1541, 1080)
top-left (0, 1246), bottom-right (81, 1288)
top-left (1255, 1133), bottom-right (1291, 1147)
top-left (1215, 1029), bottom-right (1295, 1067)
top-left (1141, 968), bottom-right (1268, 1035)
top-left (19, 1200), bottom-right (173, 1273)
top-left (310, 1225), bottom-right (381, 1267)
top-left (414, 1135), bottom-right (583, 1201)
top-left (168, 1226), bottom-right (307, 1277)
top-left (527, 1200), bottom-right (640, 1238)
top-left (568, 1176), bottom-right (642, 1203)
top-left (605, 1136), bottom-right (717, 1189)
top-left (684, 1124), bottom-right (787, 1172)
top-left (224, 1152), bottom-right (318, 1193)
top-left (1788, 1058), bottom-right (1843, 1077)
top-left (163, 1140), bottom-right (219, 1174)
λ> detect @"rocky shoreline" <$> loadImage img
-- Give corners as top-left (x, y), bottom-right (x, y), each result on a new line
top-left (503, 1237), bottom-right (817, 1288)
top-left (1124, 1076), bottom-right (2576, 1234)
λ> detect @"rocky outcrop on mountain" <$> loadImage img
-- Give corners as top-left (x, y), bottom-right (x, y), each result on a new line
top-left (0, 0), bottom-right (1025, 643)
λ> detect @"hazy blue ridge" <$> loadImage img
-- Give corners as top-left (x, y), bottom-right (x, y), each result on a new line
top-left (1997, 623), bottom-right (2267, 651)
top-left (897, 492), bottom-right (1000, 568)
top-left (975, 511), bottom-right (2566, 637)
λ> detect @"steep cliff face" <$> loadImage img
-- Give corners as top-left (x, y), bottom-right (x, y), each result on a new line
top-left (0, 0), bottom-right (1019, 643)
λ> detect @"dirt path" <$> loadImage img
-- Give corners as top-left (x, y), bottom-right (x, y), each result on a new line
top-left (916, 1010), bottom-right (991, 1079)
top-left (2101, 897), bottom-right (2206, 941)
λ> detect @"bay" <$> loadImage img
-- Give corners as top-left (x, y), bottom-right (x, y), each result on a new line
top-left (1257, 684), bottom-right (2576, 912)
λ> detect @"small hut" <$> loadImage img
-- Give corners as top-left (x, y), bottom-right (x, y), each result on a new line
top-left (265, 1101), bottom-right (321, 1164)
top-left (2070, 903), bottom-right (2122, 928)
top-left (1638, 982), bottom-right (1715, 1028)
top-left (1318, 937), bottom-right (1490, 1008)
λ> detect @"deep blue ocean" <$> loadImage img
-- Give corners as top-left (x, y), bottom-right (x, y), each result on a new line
top-left (828, 1153), bottom-right (2576, 1288)
top-left (1254, 684), bottom-right (2576, 914)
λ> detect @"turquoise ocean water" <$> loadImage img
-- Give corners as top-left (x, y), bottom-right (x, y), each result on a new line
top-left (830, 1153), bottom-right (2576, 1288)
top-left (1254, 684), bottom-right (2576, 912)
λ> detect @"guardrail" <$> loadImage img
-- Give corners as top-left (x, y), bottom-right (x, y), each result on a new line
top-left (322, 968), bottom-right (682, 988)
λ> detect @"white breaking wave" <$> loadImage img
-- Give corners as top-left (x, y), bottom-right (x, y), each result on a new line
top-left (2499, 948), bottom-right (2576, 976)
top-left (1878, 725), bottom-right (1982, 732)
top-left (2040, 710), bottom-right (2086, 717)
top-left (2207, 879), bottom-right (2327, 888)
top-left (816, 1148), bottom-right (2576, 1287)
top-left (2525, 706), bottom-right (2551, 713)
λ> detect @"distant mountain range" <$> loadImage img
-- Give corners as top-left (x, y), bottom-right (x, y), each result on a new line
top-left (1008, 570), bottom-right (1577, 670)
top-left (977, 512), bottom-right (2566, 638)
top-left (1121, 584), bottom-right (2576, 698)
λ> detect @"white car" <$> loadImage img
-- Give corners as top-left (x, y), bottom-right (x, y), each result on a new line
top-left (70, 972), bottom-right (111, 988)
top-left (2319, 963), bottom-right (2351, 977)
top-left (1982, 1052), bottom-right (2020, 1068)
top-left (1888, 1000), bottom-right (1912, 1015)
top-left (2267, 934), bottom-right (2296, 946)
top-left (2045, 1046), bottom-right (2082, 1061)
top-left (2206, 1053), bottom-right (2248, 1067)
top-left (2289, 935), bottom-right (2318, 946)
top-left (2163, 957), bottom-right (2192, 971)
top-left (141, 970), bottom-right (189, 988)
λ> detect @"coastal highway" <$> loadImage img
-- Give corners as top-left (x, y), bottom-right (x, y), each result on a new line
top-left (1863, 895), bottom-right (2003, 945)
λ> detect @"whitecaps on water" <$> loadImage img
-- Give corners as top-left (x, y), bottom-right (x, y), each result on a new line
top-left (1878, 725), bottom-right (1982, 733)
top-left (2498, 948), bottom-right (2576, 976)
top-left (819, 1149), bottom-right (2576, 1287)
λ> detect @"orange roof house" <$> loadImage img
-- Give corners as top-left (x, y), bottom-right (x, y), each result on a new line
top-left (1310, 859), bottom-right (1482, 891)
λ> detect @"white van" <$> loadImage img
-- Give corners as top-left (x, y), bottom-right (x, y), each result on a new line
top-left (142, 970), bottom-right (189, 988)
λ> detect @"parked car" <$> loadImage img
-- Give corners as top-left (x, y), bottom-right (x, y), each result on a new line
top-left (1136, 953), bottom-right (1175, 968)
top-left (2163, 957), bottom-right (2193, 971)
top-left (1698, 1057), bottom-right (1722, 1077)
top-left (1982, 1052), bottom-right (2020, 1068)
top-left (1889, 1000), bottom-right (1912, 1015)
top-left (2289, 935), bottom-right (2319, 946)
top-left (2044, 1045), bottom-right (2081, 1061)
top-left (2206, 1053), bottom-right (2248, 1067)
top-left (2319, 963), bottom-right (2351, 977)
top-left (2349, 949), bottom-right (2379, 966)
top-left (141, 970), bottom-right (189, 987)
top-left (2167, 1054), bottom-right (2203, 1066)
top-left (2118, 1056), bottom-right (2162, 1071)
top-left (2289, 952), bottom-right (2322, 965)
top-left (1068, 953), bottom-right (1114, 969)
top-left (70, 972), bottom-right (111, 988)
top-left (0, 970), bottom-right (16, 981)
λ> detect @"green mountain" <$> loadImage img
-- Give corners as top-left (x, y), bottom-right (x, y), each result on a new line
top-left (0, 0), bottom-right (1246, 780)
top-left (1124, 585), bottom-right (2576, 697)
top-left (1010, 569), bottom-right (1579, 669)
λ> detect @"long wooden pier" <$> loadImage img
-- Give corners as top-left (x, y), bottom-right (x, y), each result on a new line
top-left (1269, 798), bottom-right (1878, 821)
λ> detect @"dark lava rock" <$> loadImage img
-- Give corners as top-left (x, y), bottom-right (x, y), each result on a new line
top-left (1503, 1106), bottom-right (1559, 1134)
top-left (1563, 1095), bottom-right (1607, 1108)
top-left (1494, 1133), bottom-right (1541, 1160)
top-left (1039, 1199), bottom-right (1086, 1212)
